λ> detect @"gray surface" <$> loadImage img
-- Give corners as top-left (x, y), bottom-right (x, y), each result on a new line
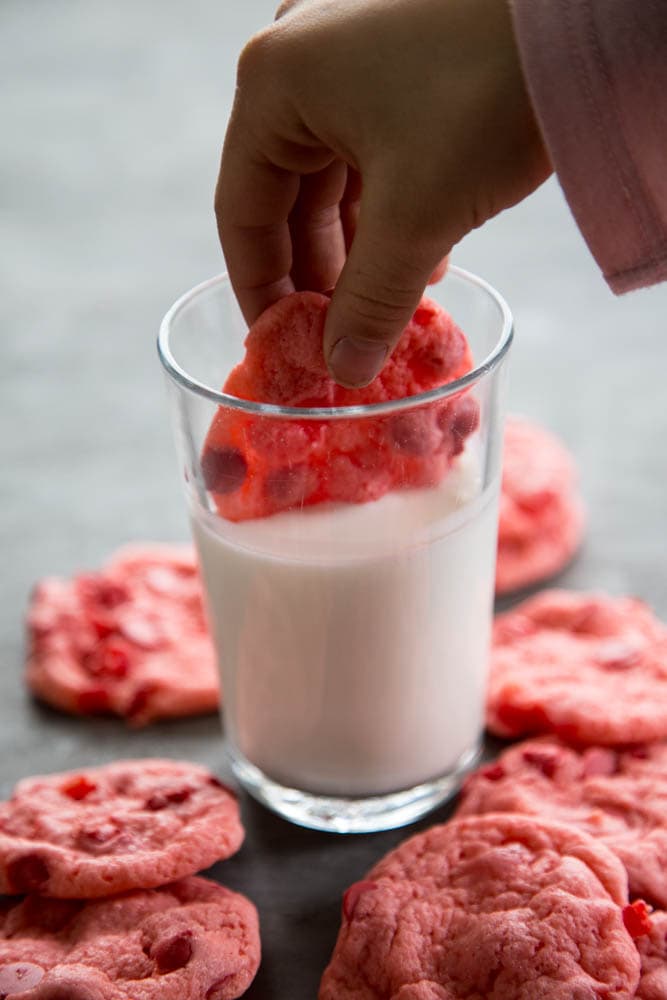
top-left (2, 1), bottom-right (667, 996)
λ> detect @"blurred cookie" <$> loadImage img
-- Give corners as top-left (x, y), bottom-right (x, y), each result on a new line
top-left (496, 417), bottom-right (585, 594)
top-left (26, 544), bottom-right (219, 725)
top-left (487, 589), bottom-right (667, 745)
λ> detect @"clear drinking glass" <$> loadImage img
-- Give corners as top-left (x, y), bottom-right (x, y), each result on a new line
top-left (158, 267), bottom-right (512, 833)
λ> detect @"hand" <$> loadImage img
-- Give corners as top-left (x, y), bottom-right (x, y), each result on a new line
top-left (215, 0), bottom-right (551, 387)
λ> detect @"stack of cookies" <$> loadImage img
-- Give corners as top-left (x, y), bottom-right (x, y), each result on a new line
top-left (0, 759), bottom-right (259, 999)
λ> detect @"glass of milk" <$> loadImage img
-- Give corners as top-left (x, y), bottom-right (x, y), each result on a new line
top-left (158, 267), bottom-right (512, 833)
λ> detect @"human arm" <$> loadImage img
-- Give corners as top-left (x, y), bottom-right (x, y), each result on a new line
top-left (512, 0), bottom-right (667, 294)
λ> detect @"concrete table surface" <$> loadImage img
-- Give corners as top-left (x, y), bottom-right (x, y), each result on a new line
top-left (2, 1), bottom-right (666, 996)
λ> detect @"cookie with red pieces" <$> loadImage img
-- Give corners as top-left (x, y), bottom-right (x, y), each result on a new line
top-left (0, 760), bottom-right (242, 898)
top-left (496, 417), bottom-right (585, 595)
top-left (0, 876), bottom-right (259, 1000)
top-left (202, 292), bottom-right (478, 521)
top-left (26, 544), bottom-right (219, 725)
top-left (319, 814), bottom-right (639, 999)
top-left (487, 589), bottom-right (667, 745)
top-left (634, 906), bottom-right (667, 999)
top-left (457, 737), bottom-right (667, 907)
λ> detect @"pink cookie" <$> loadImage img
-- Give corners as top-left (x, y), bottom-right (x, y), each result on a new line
top-left (457, 738), bottom-right (667, 907)
top-left (496, 417), bottom-right (585, 595)
top-left (487, 589), bottom-right (667, 745)
top-left (635, 907), bottom-right (667, 1000)
top-left (0, 876), bottom-right (260, 1000)
top-left (0, 760), bottom-right (243, 898)
top-left (203, 292), bottom-right (477, 521)
top-left (320, 814), bottom-right (639, 999)
top-left (26, 544), bottom-right (219, 725)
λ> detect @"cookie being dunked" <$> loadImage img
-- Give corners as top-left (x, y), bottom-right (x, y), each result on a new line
top-left (202, 292), bottom-right (479, 521)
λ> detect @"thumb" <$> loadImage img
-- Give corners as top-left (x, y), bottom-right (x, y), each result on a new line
top-left (324, 187), bottom-right (444, 388)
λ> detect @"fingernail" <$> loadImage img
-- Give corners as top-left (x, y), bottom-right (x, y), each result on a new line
top-left (328, 338), bottom-right (388, 388)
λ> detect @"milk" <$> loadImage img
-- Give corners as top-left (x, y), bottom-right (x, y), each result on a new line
top-left (191, 449), bottom-right (498, 797)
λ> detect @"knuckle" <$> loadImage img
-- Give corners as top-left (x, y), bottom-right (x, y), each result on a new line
top-left (342, 283), bottom-right (418, 330)
top-left (236, 27), bottom-right (276, 88)
top-left (393, 203), bottom-right (442, 246)
top-left (373, 166), bottom-right (450, 245)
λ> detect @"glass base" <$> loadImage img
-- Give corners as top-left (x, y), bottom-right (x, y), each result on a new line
top-left (227, 742), bottom-right (481, 834)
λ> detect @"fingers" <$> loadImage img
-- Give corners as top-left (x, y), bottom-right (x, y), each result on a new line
top-left (323, 181), bottom-right (444, 388)
top-left (289, 161), bottom-right (348, 293)
top-left (215, 128), bottom-right (300, 325)
top-left (217, 141), bottom-right (349, 321)
top-left (216, 29), bottom-right (342, 325)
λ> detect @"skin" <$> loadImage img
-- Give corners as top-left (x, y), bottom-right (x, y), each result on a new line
top-left (215, 0), bottom-right (552, 388)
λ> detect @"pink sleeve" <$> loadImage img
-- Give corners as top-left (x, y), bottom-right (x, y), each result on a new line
top-left (511, 0), bottom-right (667, 293)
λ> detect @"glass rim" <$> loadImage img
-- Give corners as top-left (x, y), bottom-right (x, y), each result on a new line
top-left (157, 266), bottom-right (513, 420)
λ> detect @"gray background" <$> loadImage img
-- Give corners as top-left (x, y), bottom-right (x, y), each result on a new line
top-left (2, 1), bottom-right (666, 996)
